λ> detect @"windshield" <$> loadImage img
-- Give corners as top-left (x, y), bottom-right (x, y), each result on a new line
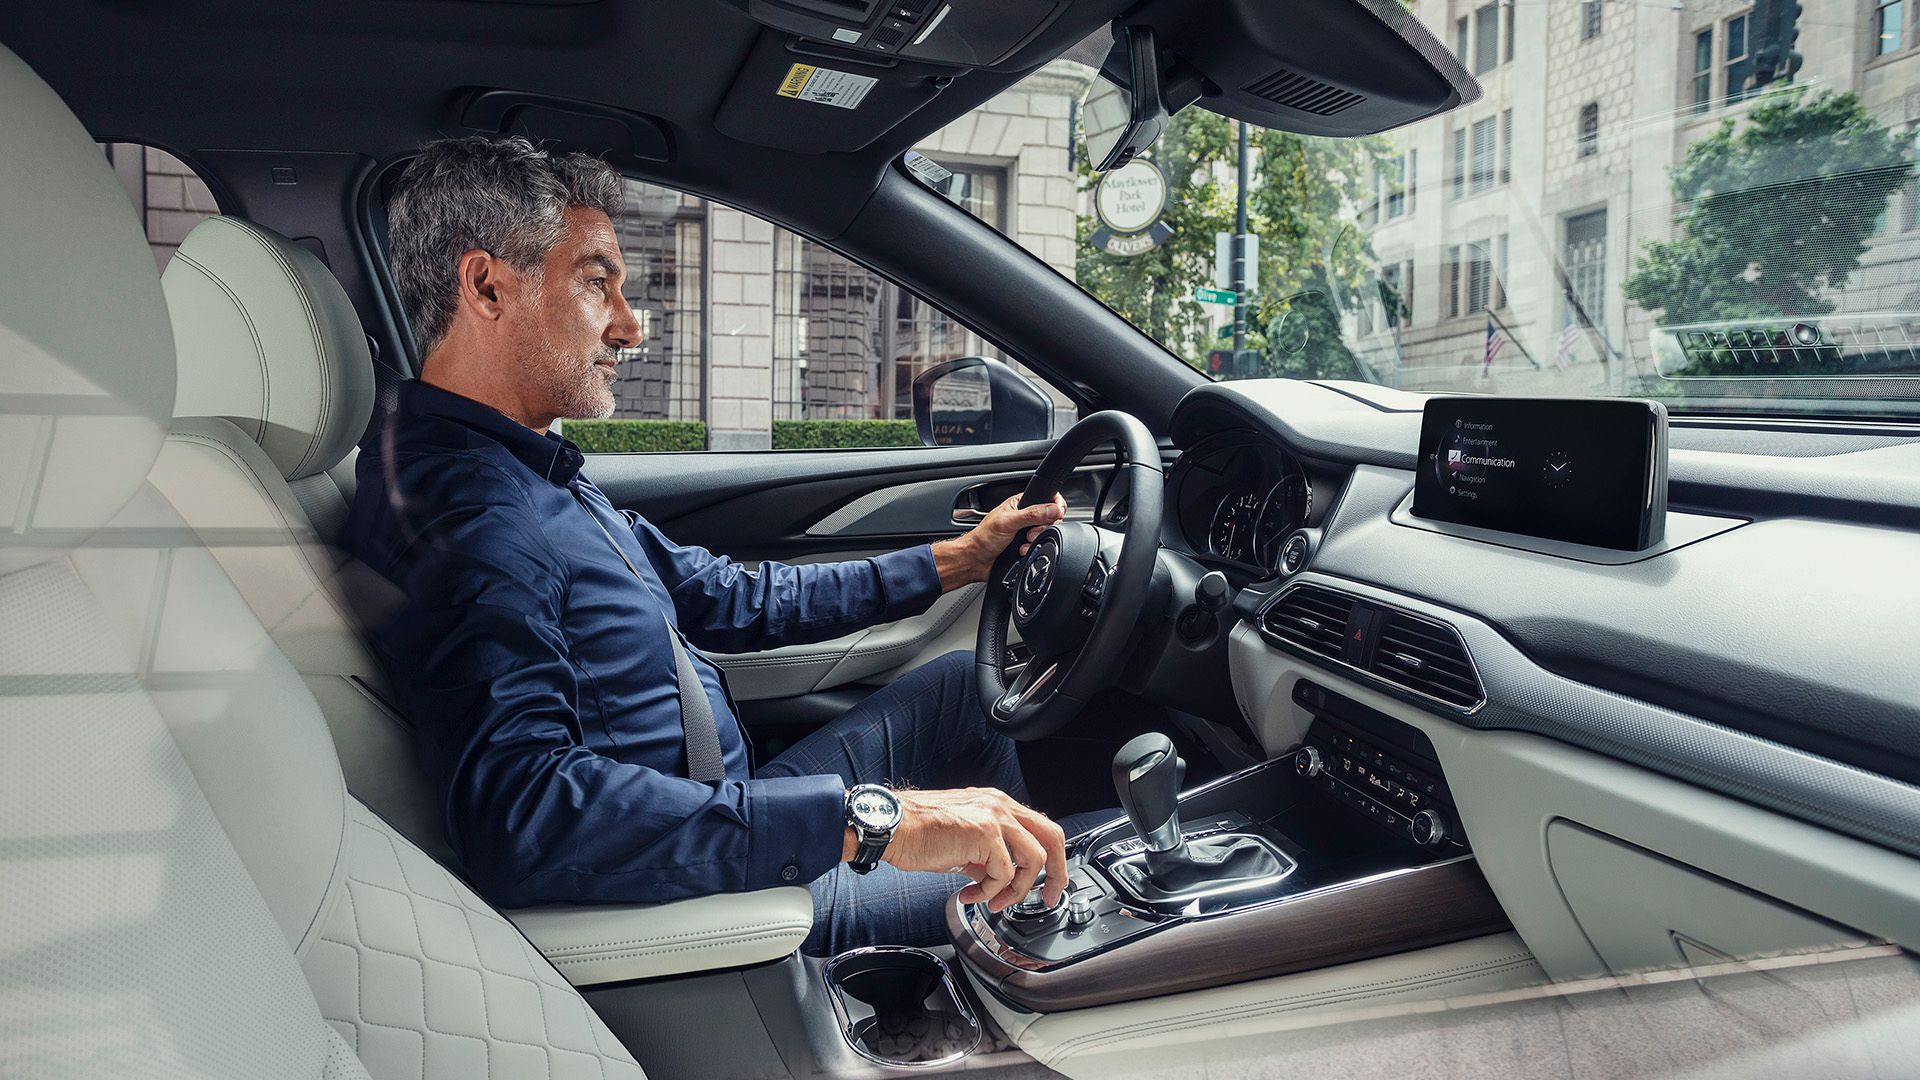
top-left (909, 5), bottom-right (1920, 420)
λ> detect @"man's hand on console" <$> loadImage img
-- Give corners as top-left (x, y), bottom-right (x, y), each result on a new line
top-left (931, 494), bottom-right (1067, 590)
top-left (843, 787), bottom-right (1068, 912)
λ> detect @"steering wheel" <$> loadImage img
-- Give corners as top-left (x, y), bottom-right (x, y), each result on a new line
top-left (976, 411), bottom-right (1164, 739)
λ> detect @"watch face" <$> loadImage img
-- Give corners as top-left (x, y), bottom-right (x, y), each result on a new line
top-left (849, 786), bottom-right (900, 830)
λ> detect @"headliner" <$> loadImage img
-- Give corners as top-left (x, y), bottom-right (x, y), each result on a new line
top-left (0, 0), bottom-right (1113, 237)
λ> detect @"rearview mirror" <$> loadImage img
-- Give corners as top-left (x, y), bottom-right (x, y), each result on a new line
top-left (911, 357), bottom-right (1056, 447)
top-left (1082, 26), bottom-right (1168, 173)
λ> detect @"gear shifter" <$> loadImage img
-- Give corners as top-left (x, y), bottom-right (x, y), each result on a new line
top-left (1112, 732), bottom-right (1188, 875)
top-left (1109, 733), bottom-right (1289, 905)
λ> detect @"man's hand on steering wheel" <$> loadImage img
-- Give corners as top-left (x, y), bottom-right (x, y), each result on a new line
top-left (931, 493), bottom-right (1068, 589)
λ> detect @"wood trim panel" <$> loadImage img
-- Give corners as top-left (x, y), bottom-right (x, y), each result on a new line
top-left (949, 857), bottom-right (1510, 1012)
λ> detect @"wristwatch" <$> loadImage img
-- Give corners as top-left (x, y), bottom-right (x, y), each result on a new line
top-left (844, 784), bottom-right (902, 875)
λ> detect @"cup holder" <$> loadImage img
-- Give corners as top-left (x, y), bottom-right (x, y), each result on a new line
top-left (823, 946), bottom-right (982, 1069)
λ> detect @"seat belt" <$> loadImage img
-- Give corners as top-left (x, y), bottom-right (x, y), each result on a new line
top-left (570, 487), bottom-right (728, 783)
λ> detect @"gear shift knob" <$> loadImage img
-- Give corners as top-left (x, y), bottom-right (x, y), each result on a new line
top-left (1113, 732), bottom-right (1186, 855)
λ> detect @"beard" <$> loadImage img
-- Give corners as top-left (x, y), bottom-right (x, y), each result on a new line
top-left (526, 333), bottom-right (619, 421)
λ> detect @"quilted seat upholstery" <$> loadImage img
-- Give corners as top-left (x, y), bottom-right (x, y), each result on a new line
top-left (306, 803), bottom-right (644, 1080)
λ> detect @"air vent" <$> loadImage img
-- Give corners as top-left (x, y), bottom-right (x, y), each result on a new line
top-left (1259, 584), bottom-right (1355, 659)
top-left (1244, 68), bottom-right (1366, 117)
top-left (1372, 611), bottom-right (1484, 710)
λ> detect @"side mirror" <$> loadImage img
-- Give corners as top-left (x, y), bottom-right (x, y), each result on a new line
top-left (1082, 25), bottom-right (1168, 173)
top-left (911, 356), bottom-right (1056, 447)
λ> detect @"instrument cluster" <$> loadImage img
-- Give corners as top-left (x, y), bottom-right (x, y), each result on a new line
top-left (1172, 432), bottom-right (1314, 575)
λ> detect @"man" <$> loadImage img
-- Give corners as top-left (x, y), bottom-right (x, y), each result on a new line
top-left (350, 135), bottom-right (1079, 956)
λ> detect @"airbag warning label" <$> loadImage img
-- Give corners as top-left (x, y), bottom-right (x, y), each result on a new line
top-left (777, 64), bottom-right (876, 110)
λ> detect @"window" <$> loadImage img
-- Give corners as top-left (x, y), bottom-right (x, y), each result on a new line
top-left (1503, 0), bottom-right (1515, 62)
top-left (1382, 263), bottom-right (1403, 329)
top-left (1474, 3), bottom-right (1501, 74)
top-left (771, 164), bottom-right (1012, 431)
top-left (1581, 0), bottom-right (1603, 40)
top-left (1382, 149), bottom-right (1415, 219)
top-left (537, 165), bottom-right (1062, 451)
top-left (1905, 130), bottom-right (1920, 231)
top-left (1450, 127), bottom-right (1467, 200)
top-left (1443, 247), bottom-right (1459, 319)
top-left (103, 143), bottom-right (221, 271)
top-left (1725, 14), bottom-right (1752, 105)
top-left (1578, 102), bottom-right (1600, 158)
top-left (1466, 240), bottom-right (1493, 313)
top-left (1878, 0), bottom-right (1905, 56)
top-left (1564, 209), bottom-right (1607, 327)
top-left (611, 180), bottom-right (706, 425)
top-left (1692, 29), bottom-right (1713, 113)
top-left (1471, 116), bottom-right (1497, 193)
top-left (1496, 234), bottom-right (1510, 309)
top-left (1456, 16), bottom-right (1469, 63)
top-left (1402, 260), bottom-right (1416, 326)
top-left (1500, 109), bottom-right (1513, 184)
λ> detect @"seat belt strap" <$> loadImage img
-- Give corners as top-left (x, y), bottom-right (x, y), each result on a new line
top-left (571, 488), bottom-right (728, 783)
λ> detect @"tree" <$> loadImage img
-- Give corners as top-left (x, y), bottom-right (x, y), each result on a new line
top-left (1075, 109), bottom-right (1391, 380)
top-left (1623, 88), bottom-right (1908, 327)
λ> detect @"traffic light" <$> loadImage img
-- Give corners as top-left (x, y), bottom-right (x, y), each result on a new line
top-left (1751, 0), bottom-right (1803, 89)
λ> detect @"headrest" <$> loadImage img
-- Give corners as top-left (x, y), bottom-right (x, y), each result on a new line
top-left (0, 45), bottom-right (176, 576)
top-left (165, 217), bottom-right (374, 480)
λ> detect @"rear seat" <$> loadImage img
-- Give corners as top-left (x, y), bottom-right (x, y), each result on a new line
top-left (154, 215), bottom-right (815, 986)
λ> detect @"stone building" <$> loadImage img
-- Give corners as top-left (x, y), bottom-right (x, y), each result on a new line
top-left (1349, 0), bottom-right (1920, 397)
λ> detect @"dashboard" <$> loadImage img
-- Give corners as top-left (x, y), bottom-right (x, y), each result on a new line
top-left (1161, 377), bottom-right (1920, 869)
top-left (1169, 433), bottom-right (1315, 576)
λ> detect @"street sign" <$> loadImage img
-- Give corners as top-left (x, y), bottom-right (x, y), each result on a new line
top-left (1217, 324), bottom-right (1233, 339)
top-left (1194, 286), bottom-right (1237, 305)
top-left (1095, 160), bottom-right (1168, 234)
top-left (1213, 233), bottom-right (1260, 292)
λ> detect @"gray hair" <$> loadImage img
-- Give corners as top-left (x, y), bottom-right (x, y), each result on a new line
top-left (387, 135), bottom-right (624, 356)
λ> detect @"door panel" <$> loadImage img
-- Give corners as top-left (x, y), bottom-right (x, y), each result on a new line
top-left (587, 441), bottom-right (1167, 727)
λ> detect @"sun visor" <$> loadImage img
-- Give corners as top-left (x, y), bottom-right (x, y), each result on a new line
top-left (714, 33), bottom-right (954, 154)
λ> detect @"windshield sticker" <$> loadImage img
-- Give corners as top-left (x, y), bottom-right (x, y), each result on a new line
top-left (777, 64), bottom-right (876, 110)
top-left (903, 150), bottom-right (953, 188)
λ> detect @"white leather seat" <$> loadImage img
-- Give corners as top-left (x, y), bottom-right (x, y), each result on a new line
top-left (0, 41), bottom-right (644, 1080)
top-left (156, 216), bottom-right (815, 984)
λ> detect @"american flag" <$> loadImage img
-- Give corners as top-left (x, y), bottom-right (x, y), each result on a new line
top-left (1481, 315), bottom-right (1506, 376)
top-left (1553, 311), bottom-right (1582, 371)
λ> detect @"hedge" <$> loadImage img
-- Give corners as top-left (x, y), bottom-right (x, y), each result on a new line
top-left (560, 418), bottom-right (924, 452)
top-left (772, 419), bottom-right (921, 449)
top-left (563, 419), bottom-right (707, 453)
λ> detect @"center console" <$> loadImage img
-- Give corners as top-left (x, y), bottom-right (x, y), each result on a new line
top-left (949, 678), bottom-right (1509, 1011)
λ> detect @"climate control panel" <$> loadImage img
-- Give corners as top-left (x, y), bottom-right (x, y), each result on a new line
top-left (1291, 679), bottom-right (1469, 852)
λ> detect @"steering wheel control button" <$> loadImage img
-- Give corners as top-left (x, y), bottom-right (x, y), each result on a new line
top-left (1280, 532), bottom-right (1310, 576)
top-left (1294, 745), bottom-right (1324, 778)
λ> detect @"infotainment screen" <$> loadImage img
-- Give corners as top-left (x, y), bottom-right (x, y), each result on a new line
top-left (1411, 397), bottom-right (1668, 551)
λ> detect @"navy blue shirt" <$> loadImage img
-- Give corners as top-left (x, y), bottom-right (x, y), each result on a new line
top-left (348, 381), bottom-right (942, 907)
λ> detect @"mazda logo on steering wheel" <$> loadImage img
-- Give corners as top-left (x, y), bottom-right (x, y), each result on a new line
top-left (1023, 555), bottom-right (1052, 596)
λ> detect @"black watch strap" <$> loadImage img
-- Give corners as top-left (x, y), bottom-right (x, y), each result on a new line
top-left (849, 829), bottom-right (889, 875)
